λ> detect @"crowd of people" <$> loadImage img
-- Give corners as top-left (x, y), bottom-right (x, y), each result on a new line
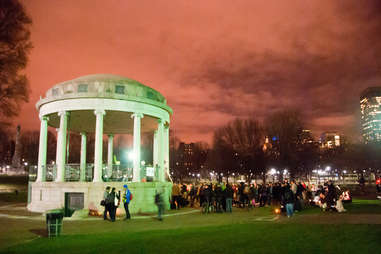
top-left (171, 180), bottom-right (349, 217)
top-left (99, 179), bottom-right (350, 221)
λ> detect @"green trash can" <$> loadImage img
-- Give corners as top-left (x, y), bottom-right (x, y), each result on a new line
top-left (46, 210), bottom-right (64, 237)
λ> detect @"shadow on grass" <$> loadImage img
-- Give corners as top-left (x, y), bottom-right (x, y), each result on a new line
top-left (346, 199), bottom-right (381, 214)
top-left (29, 229), bottom-right (47, 238)
top-left (0, 192), bottom-right (28, 203)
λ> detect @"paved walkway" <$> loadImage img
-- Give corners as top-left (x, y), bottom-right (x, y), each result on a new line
top-left (0, 203), bottom-right (202, 221)
top-left (0, 203), bottom-right (281, 222)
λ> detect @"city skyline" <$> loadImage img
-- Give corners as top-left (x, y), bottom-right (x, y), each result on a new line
top-left (13, 0), bottom-right (381, 143)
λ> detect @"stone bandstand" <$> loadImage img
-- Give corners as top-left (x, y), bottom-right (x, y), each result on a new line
top-left (27, 74), bottom-right (173, 214)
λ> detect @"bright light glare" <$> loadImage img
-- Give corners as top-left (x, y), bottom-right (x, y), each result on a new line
top-left (128, 151), bottom-right (135, 161)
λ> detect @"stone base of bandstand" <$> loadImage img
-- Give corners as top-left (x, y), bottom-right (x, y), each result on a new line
top-left (27, 181), bottom-right (173, 215)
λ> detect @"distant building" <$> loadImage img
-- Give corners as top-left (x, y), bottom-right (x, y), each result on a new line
top-left (320, 132), bottom-right (341, 149)
top-left (177, 142), bottom-right (194, 171)
top-left (299, 129), bottom-right (314, 144)
top-left (172, 142), bottom-right (208, 178)
top-left (360, 87), bottom-right (381, 143)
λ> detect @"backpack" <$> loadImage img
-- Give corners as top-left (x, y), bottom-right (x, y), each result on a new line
top-left (155, 193), bottom-right (161, 205)
top-left (123, 191), bottom-right (133, 204)
top-left (106, 192), bottom-right (114, 204)
top-left (284, 190), bottom-right (293, 203)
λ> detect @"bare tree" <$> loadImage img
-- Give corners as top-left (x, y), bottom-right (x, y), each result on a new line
top-left (20, 130), bottom-right (56, 165)
top-left (0, 0), bottom-right (32, 119)
top-left (211, 118), bottom-right (265, 179)
top-left (265, 109), bottom-right (304, 178)
top-left (0, 121), bottom-right (12, 163)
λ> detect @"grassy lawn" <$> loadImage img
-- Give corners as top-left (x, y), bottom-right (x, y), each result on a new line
top-left (0, 200), bottom-right (380, 254)
top-left (0, 176), bottom-right (380, 254)
top-left (1, 222), bottom-right (380, 254)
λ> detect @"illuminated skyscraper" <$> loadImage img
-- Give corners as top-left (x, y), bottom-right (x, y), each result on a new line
top-left (360, 87), bottom-right (381, 143)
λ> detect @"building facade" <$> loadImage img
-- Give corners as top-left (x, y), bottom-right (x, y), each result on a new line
top-left (360, 87), bottom-right (381, 143)
top-left (320, 132), bottom-right (341, 149)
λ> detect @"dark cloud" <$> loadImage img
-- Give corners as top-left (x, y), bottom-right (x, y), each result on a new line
top-left (174, 0), bottom-right (381, 140)
top-left (16, 0), bottom-right (381, 143)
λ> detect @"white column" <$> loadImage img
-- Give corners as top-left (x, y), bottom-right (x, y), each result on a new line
top-left (157, 119), bottom-right (165, 182)
top-left (36, 115), bottom-right (49, 182)
top-left (132, 113), bottom-right (143, 182)
top-left (80, 132), bottom-right (87, 182)
top-left (164, 122), bottom-right (171, 182)
top-left (55, 111), bottom-right (69, 182)
top-left (93, 110), bottom-right (105, 182)
top-left (107, 134), bottom-right (114, 177)
top-left (153, 130), bottom-right (158, 168)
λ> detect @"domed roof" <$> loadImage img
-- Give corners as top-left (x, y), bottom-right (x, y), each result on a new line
top-left (37, 74), bottom-right (172, 114)
top-left (63, 74), bottom-right (144, 84)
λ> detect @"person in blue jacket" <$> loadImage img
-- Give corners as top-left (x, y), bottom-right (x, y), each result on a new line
top-left (122, 184), bottom-right (132, 220)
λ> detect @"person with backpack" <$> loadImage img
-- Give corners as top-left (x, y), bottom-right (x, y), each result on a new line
top-left (155, 189), bottom-right (165, 221)
top-left (111, 187), bottom-right (120, 222)
top-left (105, 187), bottom-right (116, 221)
top-left (189, 184), bottom-right (196, 208)
top-left (103, 186), bottom-right (111, 220)
top-left (283, 185), bottom-right (295, 218)
top-left (225, 183), bottom-right (234, 213)
top-left (122, 184), bottom-right (132, 220)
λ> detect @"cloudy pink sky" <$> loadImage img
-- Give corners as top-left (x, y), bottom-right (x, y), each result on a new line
top-left (16, 0), bottom-right (381, 143)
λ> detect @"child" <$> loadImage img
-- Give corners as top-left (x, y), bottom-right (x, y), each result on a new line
top-left (336, 195), bottom-right (346, 213)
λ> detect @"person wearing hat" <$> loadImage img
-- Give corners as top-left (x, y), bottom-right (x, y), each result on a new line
top-left (122, 184), bottom-right (132, 220)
